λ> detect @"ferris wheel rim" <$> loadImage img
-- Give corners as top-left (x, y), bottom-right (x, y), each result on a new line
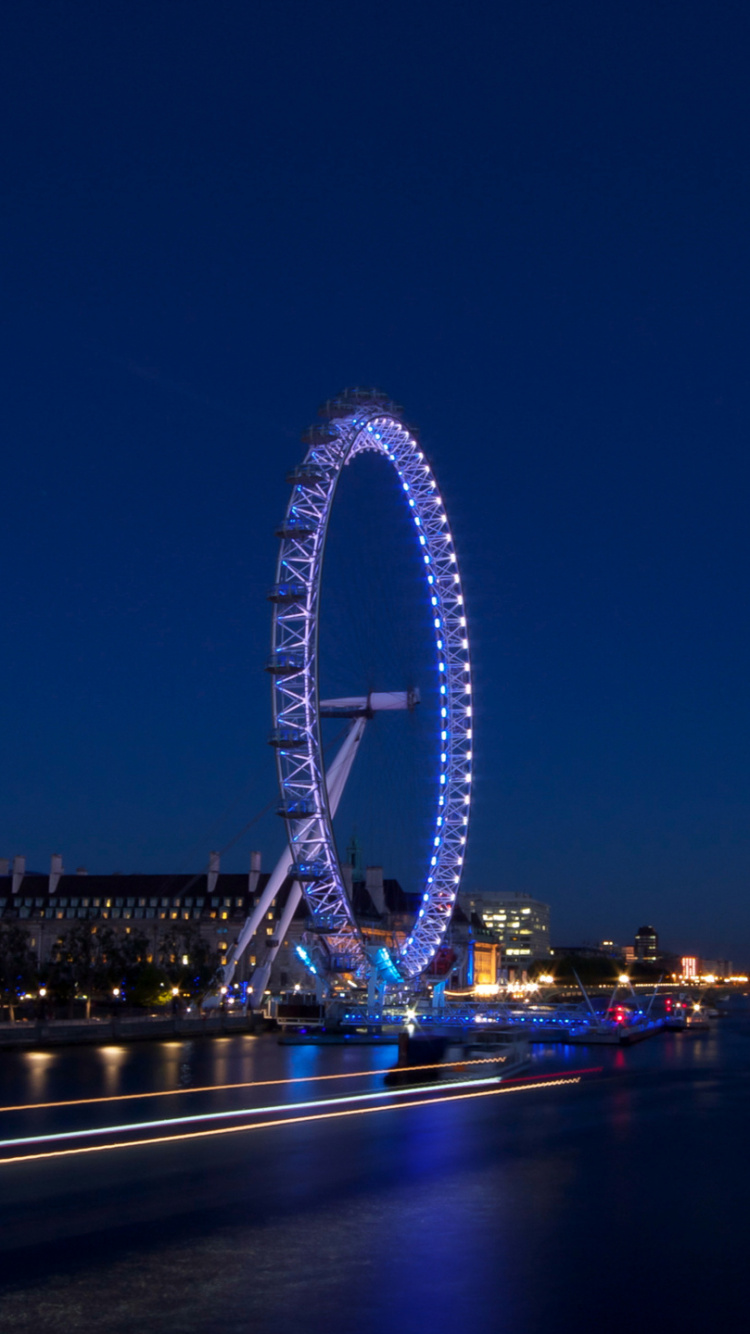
top-left (269, 391), bottom-right (472, 981)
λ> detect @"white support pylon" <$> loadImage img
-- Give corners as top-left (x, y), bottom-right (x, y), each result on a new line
top-left (221, 713), bottom-right (367, 989)
top-left (220, 688), bottom-right (414, 994)
top-left (246, 880), bottom-right (303, 1005)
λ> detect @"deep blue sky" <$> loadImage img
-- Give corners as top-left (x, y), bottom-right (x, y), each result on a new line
top-left (3, 1), bottom-right (749, 962)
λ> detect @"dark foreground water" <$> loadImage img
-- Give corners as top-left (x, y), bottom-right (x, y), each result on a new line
top-left (0, 1007), bottom-right (749, 1334)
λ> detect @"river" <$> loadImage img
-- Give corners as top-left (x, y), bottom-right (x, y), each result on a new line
top-left (0, 1006), bottom-right (748, 1333)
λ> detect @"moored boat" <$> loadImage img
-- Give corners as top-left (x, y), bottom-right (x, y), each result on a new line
top-left (385, 1028), bottom-right (531, 1087)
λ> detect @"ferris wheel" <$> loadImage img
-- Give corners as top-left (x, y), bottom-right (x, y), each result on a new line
top-left (226, 388), bottom-right (472, 994)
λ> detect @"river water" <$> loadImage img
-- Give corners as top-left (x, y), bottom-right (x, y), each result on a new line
top-left (0, 1007), bottom-right (748, 1334)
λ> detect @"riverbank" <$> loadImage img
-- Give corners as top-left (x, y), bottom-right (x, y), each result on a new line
top-left (0, 1011), bottom-right (267, 1049)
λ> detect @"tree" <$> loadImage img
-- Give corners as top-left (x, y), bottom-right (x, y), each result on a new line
top-left (109, 929), bottom-right (150, 997)
top-left (0, 924), bottom-right (37, 1021)
top-left (157, 924), bottom-right (221, 994)
top-left (130, 962), bottom-right (171, 1008)
top-left (49, 923), bottom-right (127, 1016)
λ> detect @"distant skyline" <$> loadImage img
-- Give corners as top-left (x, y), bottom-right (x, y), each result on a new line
top-left (3, 2), bottom-right (750, 962)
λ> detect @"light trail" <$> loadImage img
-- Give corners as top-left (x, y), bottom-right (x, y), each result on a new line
top-left (0, 1055), bottom-right (512, 1115)
top-left (0, 1072), bottom-right (514, 1152)
top-left (0, 1076), bottom-right (583, 1166)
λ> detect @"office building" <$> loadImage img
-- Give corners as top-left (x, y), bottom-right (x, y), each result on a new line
top-left (461, 891), bottom-right (550, 961)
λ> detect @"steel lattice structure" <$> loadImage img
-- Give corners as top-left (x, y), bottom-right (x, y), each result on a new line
top-left (268, 389), bottom-right (472, 981)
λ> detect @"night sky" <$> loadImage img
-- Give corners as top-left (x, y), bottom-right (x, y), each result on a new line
top-left (3, 2), bottom-right (749, 963)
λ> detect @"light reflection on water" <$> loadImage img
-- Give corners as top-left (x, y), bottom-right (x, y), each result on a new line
top-left (22, 1051), bottom-right (55, 1102)
top-left (98, 1045), bottom-right (128, 1095)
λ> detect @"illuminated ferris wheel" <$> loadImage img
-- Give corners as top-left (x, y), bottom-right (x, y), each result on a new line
top-left (223, 389), bottom-right (472, 995)
top-left (268, 388), bottom-right (473, 984)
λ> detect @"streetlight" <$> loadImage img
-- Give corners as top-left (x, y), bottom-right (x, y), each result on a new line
top-left (618, 974), bottom-right (629, 985)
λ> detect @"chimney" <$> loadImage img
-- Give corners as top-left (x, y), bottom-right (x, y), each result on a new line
top-left (76, 866), bottom-right (88, 875)
top-left (208, 850), bottom-right (220, 896)
top-left (0, 859), bottom-right (9, 877)
top-left (12, 855), bottom-right (26, 895)
top-left (249, 850), bottom-right (261, 896)
top-left (365, 865), bottom-right (385, 916)
top-left (49, 853), bottom-right (63, 895)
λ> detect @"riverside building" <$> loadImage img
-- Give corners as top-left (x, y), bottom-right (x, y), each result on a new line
top-left (0, 853), bottom-right (424, 995)
top-left (460, 891), bottom-right (551, 963)
top-left (0, 852), bottom-right (312, 992)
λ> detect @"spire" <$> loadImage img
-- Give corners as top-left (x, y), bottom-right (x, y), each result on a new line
top-left (345, 831), bottom-right (365, 884)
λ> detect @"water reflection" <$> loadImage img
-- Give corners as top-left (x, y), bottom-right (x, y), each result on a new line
top-left (22, 1051), bottom-right (55, 1101)
top-left (1, 1019), bottom-right (748, 1334)
top-left (178, 1042), bottom-right (195, 1088)
top-left (98, 1045), bottom-right (127, 1095)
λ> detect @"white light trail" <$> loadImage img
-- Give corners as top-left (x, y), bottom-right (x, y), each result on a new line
top-left (0, 1077), bottom-right (584, 1167)
top-left (0, 1072), bottom-right (508, 1152)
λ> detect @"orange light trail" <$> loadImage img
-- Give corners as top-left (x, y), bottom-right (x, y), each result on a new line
top-left (0, 1055), bottom-right (514, 1115)
top-left (0, 1076), bottom-right (583, 1166)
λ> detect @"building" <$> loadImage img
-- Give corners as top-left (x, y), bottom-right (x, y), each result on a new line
top-left (681, 956), bottom-right (732, 979)
top-left (0, 852), bottom-right (313, 994)
top-left (0, 853), bottom-right (426, 996)
top-left (634, 925), bottom-right (658, 962)
top-left (468, 919), bottom-right (500, 987)
top-left (460, 891), bottom-right (550, 963)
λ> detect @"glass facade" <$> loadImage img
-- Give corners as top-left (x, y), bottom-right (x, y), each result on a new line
top-left (462, 892), bottom-right (550, 961)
